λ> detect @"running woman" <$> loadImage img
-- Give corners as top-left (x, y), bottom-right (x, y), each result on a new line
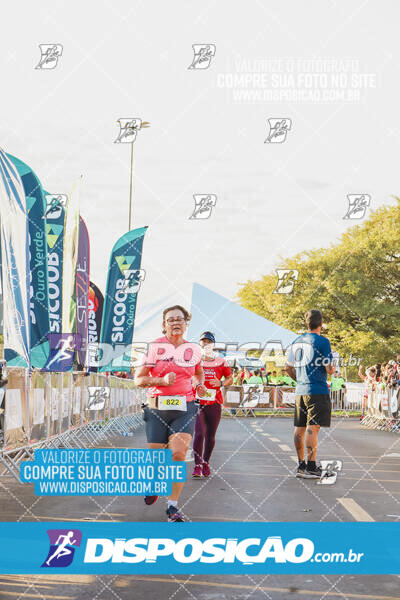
top-left (135, 305), bottom-right (206, 522)
top-left (192, 332), bottom-right (233, 478)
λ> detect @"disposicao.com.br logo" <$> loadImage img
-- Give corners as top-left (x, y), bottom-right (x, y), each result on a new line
top-left (82, 536), bottom-right (363, 565)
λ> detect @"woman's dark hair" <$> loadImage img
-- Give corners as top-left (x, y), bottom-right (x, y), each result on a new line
top-left (162, 305), bottom-right (191, 334)
top-left (305, 309), bottom-right (323, 330)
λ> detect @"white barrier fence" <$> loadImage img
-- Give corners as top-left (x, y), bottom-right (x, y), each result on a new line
top-left (360, 386), bottom-right (400, 432)
top-left (0, 367), bottom-right (147, 481)
top-left (3, 374), bottom-right (392, 482)
top-left (222, 384), bottom-right (364, 417)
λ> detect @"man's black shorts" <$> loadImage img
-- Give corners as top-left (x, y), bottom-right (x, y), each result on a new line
top-left (294, 394), bottom-right (331, 427)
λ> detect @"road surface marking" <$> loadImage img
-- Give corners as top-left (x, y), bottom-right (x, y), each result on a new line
top-left (337, 498), bottom-right (375, 521)
top-left (269, 437), bottom-right (280, 442)
top-left (222, 471), bottom-right (292, 477)
top-left (278, 444), bottom-right (292, 452)
top-left (22, 516), bottom-right (121, 522)
top-left (129, 576), bottom-right (400, 599)
top-left (0, 582), bottom-right (51, 589)
top-left (192, 515), bottom-right (266, 522)
top-left (0, 575), bottom-right (94, 585)
top-left (214, 450), bottom-right (399, 459)
top-left (291, 455), bottom-right (298, 463)
top-left (0, 592), bottom-right (74, 599)
top-left (219, 471), bottom-right (400, 484)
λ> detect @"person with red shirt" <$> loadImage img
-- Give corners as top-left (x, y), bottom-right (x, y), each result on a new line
top-left (192, 332), bottom-right (233, 478)
top-left (136, 305), bottom-right (207, 522)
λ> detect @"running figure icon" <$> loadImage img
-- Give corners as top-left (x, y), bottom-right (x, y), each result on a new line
top-left (46, 531), bottom-right (77, 566)
top-left (42, 529), bottom-right (82, 568)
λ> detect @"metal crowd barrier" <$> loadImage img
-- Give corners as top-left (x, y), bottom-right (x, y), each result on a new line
top-left (222, 384), bottom-right (364, 417)
top-left (222, 385), bottom-right (295, 417)
top-left (360, 386), bottom-right (400, 432)
top-left (0, 367), bottom-right (147, 481)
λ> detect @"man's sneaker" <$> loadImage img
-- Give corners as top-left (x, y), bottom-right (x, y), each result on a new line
top-left (166, 506), bottom-right (184, 522)
top-left (303, 465), bottom-right (323, 479)
top-left (144, 495), bottom-right (158, 505)
top-left (202, 463), bottom-right (210, 478)
top-left (192, 465), bottom-right (202, 478)
top-left (296, 462), bottom-right (306, 478)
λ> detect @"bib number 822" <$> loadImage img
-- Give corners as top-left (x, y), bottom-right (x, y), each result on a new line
top-left (165, 398), bottom-right (180, 406)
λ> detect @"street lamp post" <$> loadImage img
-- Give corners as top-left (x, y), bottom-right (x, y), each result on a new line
top-left (114, 118), bottom-right (150, 231)
top-left (128, 141), bottom-right (134, 230)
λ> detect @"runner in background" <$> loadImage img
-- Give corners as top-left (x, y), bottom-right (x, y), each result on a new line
top-left (135, 305), bottom-right (207, 522)
top-left (192, 332), bottom-right (233, 478)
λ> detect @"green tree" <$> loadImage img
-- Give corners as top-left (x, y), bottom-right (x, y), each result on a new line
top-left (237, 200), bottom-right (400, 372)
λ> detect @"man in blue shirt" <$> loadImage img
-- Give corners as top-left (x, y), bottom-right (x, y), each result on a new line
top-left (286, 309), bottom-right (335, 479)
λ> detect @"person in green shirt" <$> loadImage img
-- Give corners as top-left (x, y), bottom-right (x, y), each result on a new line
top-left (275, 370), bottom-right (285, 384)
top-left (232, 368), bottom-right (242, 386)
top-left (276, 370), bottom-right (296, 387)
top-left (285, 374), bottom-right (297, 387)
top-left (330, 374), bottom-right (346, 407)
top-left (269, 370), bottom-right (278, 385)
top-left (330, 375), bottom-right (345, 391)
top-left (247, 369), bottom-right (264, 384)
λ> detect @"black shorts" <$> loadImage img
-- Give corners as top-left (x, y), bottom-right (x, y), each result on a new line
top-left (294, 394), bottom-right (331, 428)
top-left (143, 401), bottom-right (199, 444)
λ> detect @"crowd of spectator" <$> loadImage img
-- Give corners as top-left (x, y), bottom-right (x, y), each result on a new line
top-left (231, 368), bottom-right (296, 387)
top-left (358, 357), bottom-right (400, 391)
top-left (230, 367), bottom-right (347, 397)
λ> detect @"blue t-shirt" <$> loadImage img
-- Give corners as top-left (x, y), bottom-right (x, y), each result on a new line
top-left (286, 333), bottom-right (333, 395)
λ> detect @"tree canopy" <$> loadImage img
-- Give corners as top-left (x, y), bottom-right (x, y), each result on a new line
top-left (237, 200), bottom-right (400, 372)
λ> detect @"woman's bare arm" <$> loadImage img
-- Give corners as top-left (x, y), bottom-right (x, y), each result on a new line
top-left (135, 364), bottom-right (172, 388)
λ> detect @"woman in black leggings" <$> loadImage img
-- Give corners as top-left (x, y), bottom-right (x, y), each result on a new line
top-left (192, 332), bottom-right (233, 478)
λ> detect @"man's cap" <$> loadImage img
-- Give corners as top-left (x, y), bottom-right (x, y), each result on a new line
top-left (200, 331), bottom-right (215, 343)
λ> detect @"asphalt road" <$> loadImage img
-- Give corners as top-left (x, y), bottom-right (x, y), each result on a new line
top-left (1, 416), bottom-right (399, 599)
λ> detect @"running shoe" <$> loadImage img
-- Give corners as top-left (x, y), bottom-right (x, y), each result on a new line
top-left (144, 495), bottom-right (159, 505)
top-left (166, 506), bottom-right (184, 522)
top-left (192, 465), bottom-right (202, 478)
top-left (202, 463), bottom-right (210, 478)
top-left (303, 465), bottom-right (322, 479)
top-left (295, 461), bottom-right (306, 478)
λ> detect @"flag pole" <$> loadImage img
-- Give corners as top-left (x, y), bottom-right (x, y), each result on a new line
top-left (128, 141), bottom-right (134, 230)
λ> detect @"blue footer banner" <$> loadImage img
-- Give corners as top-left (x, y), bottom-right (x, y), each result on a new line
top-left (0, 522), bottom-right (398, 574)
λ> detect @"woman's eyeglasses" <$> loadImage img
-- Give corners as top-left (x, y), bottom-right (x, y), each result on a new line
top-left (165, 317), bottom-right (186, 324)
